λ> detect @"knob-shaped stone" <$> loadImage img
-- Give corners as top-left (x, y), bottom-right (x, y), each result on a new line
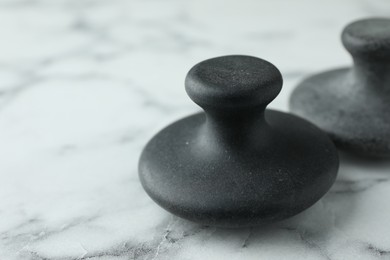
top-left (290, 18), bottom-right (390, 157)
top-left (139, 55), bottom-right (339, 227)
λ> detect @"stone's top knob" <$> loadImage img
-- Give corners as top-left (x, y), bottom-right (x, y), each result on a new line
top-left (185, 55), bottom-right (282, 110)
top-left (342, 18), bottom-right (390, 59)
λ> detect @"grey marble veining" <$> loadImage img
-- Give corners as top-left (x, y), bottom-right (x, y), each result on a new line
top-left (0, 0), bottom-right (390, 259)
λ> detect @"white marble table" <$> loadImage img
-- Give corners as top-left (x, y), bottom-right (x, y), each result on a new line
top-left (1, 0), bottom-right (390, 259)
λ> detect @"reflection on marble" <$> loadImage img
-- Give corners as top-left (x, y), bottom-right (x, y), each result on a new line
top-left (0, 0), bottom-right (390, 259)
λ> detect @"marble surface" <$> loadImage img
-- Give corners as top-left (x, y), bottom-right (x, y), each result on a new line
top-left (1, 0), bottom-right (390, 259)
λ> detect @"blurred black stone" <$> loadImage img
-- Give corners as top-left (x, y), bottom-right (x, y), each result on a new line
top-left (290, 18), bottom-right (390, 157)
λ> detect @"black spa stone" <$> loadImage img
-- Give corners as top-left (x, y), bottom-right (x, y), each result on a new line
top-left (290, 18), bottom-right (390, 157)
top-left (139, 55), bottom-right (339, 227)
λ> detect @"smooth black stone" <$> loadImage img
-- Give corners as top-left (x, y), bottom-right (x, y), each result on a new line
top-left (139, 55), bottom-right (339, 227)
top-left (290, 18), bottom-right (390, 157)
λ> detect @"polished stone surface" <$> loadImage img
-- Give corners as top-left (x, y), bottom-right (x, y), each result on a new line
top-left (0, 0), bottom-right (390, 259)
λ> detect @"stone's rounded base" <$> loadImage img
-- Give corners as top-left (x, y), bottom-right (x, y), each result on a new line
top-left (139, 109), bottom-right (339, 227)
top-left (290, 68), bottom-right (390, 158)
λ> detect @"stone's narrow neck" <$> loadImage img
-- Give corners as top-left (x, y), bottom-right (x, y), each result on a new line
top-left (352, 57), bottom-right (390, 90)
top-left (199, 107), bottom-right (268, 150)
